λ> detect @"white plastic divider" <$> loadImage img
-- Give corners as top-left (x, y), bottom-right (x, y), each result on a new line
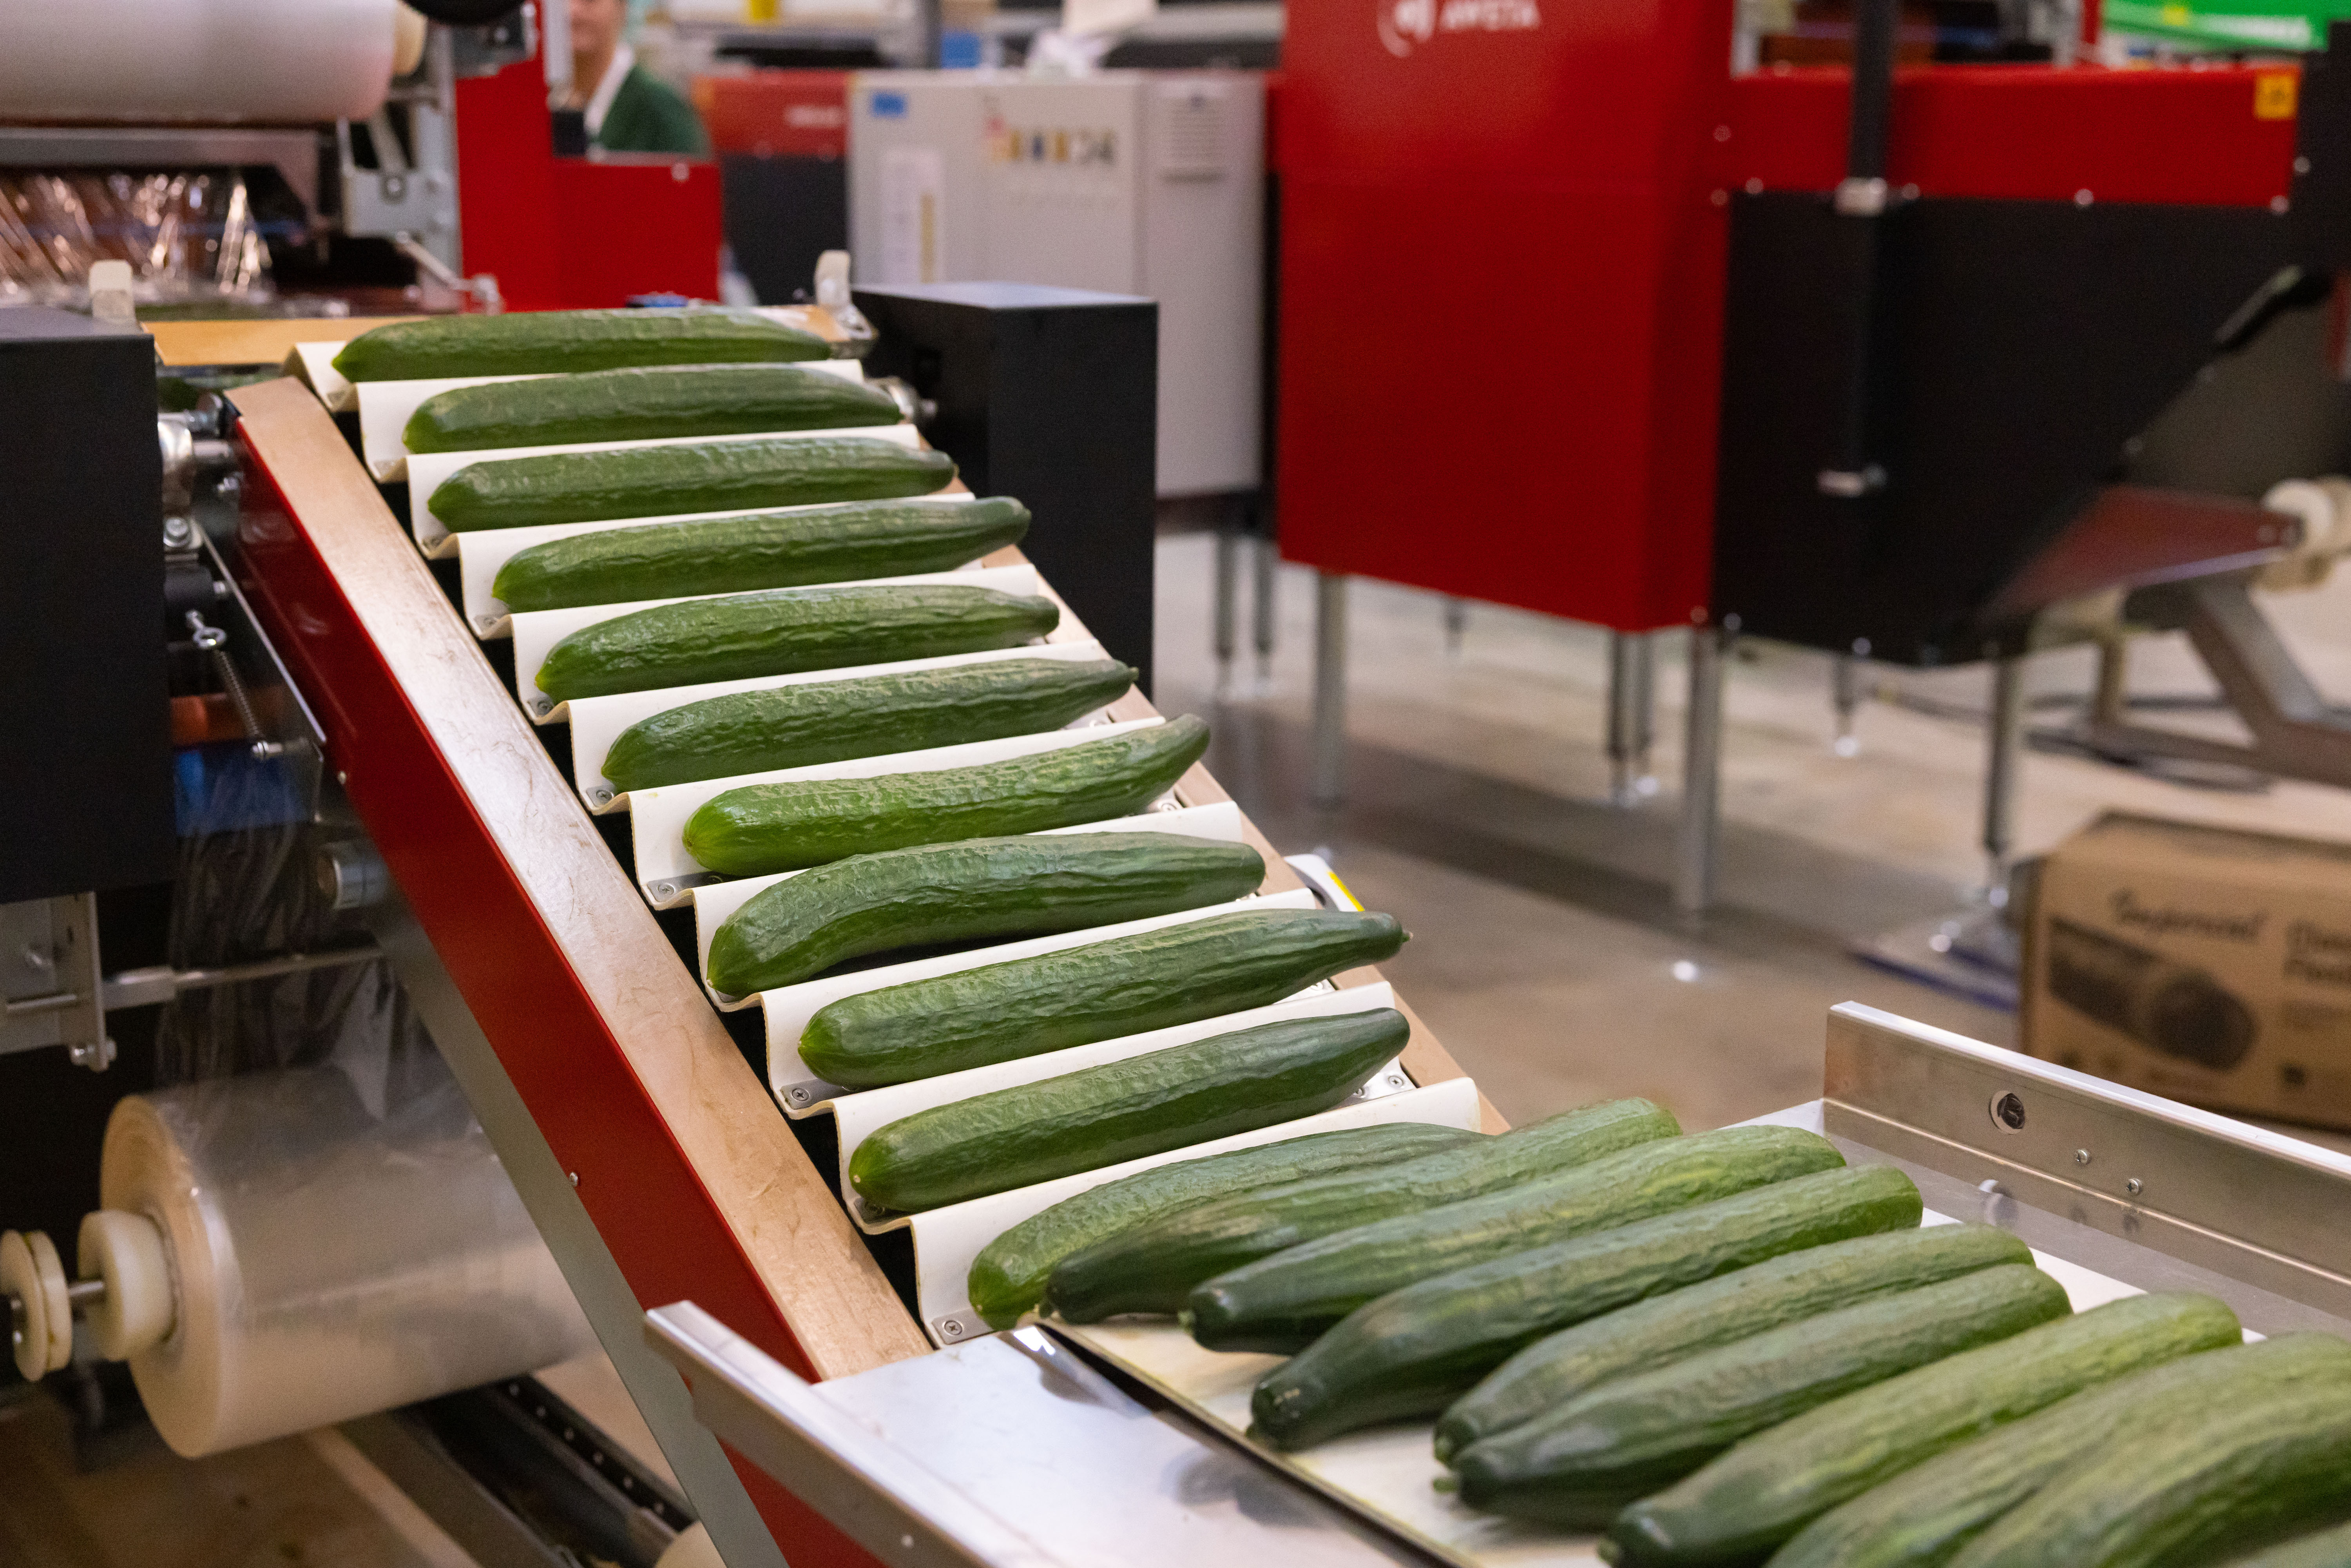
top-left (908, 1077), bottom-right (1485, 1346)
top-left (292, 342), bottom-right (356, 411)
top-left (630, 715), bottom-right (1163, 907)
top-left (454, 488), bottom-right (978, 638)
top-left (833, 982), bottom-right (1406, 1227)
top-left (404, 421), bottom-right (931, 557)
top-left (765, 888), bottom-right (1325, 1109)
top-left (509, 562), bottom-right (1042, 724)
top-left (691, 802), bottom-right (1247, 1003)
top-left (569, 639), bottom-right (1115, 809)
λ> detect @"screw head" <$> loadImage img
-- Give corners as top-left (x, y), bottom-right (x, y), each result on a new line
top-left (2075, 1148), bottom-right (2092, 1166)
top-left (2126, 1177), bottom-right (2143, 1197)
top-left (569, 1171), bottom-right (580, 1187)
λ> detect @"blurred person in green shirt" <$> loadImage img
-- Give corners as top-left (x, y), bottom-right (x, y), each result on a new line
top-left (565, 0), bottom-right (709, 156)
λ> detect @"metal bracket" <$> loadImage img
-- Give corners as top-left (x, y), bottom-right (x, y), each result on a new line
top-left (0, 894), bottom-right (111, 1070)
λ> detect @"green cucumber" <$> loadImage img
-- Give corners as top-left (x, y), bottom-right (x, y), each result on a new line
top-left (801, 907), bottom-right (1406, 1089)
top-left (335, 307), bottom-right (829, 380)
top-left (1189, 1124), bottom-right (1846, 1354)
top-left (968, 1121), bottom-right (1485, 1332)
top-left (1610, 1291), bottom-right (2246, 1566)
top-left (407, 363), bottom-right (900, 453)
top-left (1456, 1266), bottom-right (2069, 1525)
top-left (537, 582), bottom-right (1056, 703)
top-left (602, 656), bottom-right (1134, 793)
top-left (848, 1010), bottom-right (1413, 1213)
top-left (1945, 1381), bottom-right (2351, 1568)
top-left (1044, 1098), bottom-right (1681, 1324)
top-left (493, 497), bottom-right (1032, 612)
top-left (1772, 1334), bottom-right (2351, 1568)
top-left (684, 716), bottom-right (1208, 876)
top-left (432, 436), bottom-right (956, 531)
top-left (2221, 1520), bottom-right (2351, 1568)
top-left (1437, 1223), bottom-right (2029, 1465)
top-left (706, 832), bottom-right (1266, 996)
top-left (1256, 1166), bottom-right (1932, 1454)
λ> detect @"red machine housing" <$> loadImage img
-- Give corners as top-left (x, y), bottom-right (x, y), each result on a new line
top-left (1271, 0), bottom-right (2302, 632)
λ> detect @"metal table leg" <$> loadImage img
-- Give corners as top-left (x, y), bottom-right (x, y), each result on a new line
top-left (1312, 572), bottom-right (1349, 807)
top-left (1214, 527), bottom-right (1240, 696)
top-left (1675, 625), bottom-right (1727, 918)
top-left (1983, 654), bottom-right (2027, 901)
top-left (1251, 533), bottom-right (1277, 690)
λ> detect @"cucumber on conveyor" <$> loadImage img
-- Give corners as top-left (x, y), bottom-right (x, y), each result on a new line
top-left (681, 716), bottom-right (1207, 875)
top-left (1043, 1098), bottom-right (1681, 1324)
top-left (1943, 1380), bottom-right (2351, 1568)
top-left (967, 1121), bottom-right (1486, 1331)
top-left (1453, 1266), bottom-right (2070, 1526)
top-left (334, 307), bottom-right (831, 380)
top-left (407, 362), bottom-right (902, 453)
top-left (1770, 1334), bottom-right (2351, 1568)
top-left (600, 656), bottom-right (1134, 793)
top-left (800, 907), bottom-right (1407, 1089)
top-left (1254, 1166), bottom-right (1934, 1453)
top-left (537, 582), bottom-right (1057, 703)
top-left (1188, 1124), bottom-right (1846, 1354)
top-left (2221, 1520), bottom-right (2351, 1568)
top-left (705, 832), bottom-right (1266, 996)
top-left (1436, 1223), bottom-right (2030, 1465)
top-left (1608, 1292), bottom-right (2245, 1567)
top-left (847, 1010), bottom-right (1414, 1213)
top-left (493, 496), bottom-right (1033, 613)
top-left (431, 436), bottom-right (956, 531)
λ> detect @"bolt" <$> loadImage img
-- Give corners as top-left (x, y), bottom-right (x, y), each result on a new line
top-left (2126, 1177), bottom-right (2143, 1197)
top-left (162, 516), bottom-right (195, 550)
top-left (569, 1171), bottom-right (580, 1187)
top-left (2075, 1148), bottom-right (2091, 1165)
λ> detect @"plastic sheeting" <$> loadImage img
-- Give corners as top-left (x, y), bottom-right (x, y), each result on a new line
top-left (0, 172), bottom-right (271, 310)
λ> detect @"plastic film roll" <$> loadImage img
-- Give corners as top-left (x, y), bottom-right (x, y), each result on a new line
top-left (2045, 917), bottom-right (2257, 1071)
top-left (101, 1066), bottom-right (597, 1458)
top-left (0, 0), bottom-right (398, 126)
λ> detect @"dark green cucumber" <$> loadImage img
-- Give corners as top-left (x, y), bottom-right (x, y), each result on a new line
top-left (1610, 1292), bottom-right (2245, 1567)
top-left (848, 1010), bottom-right (1413, 1213)
top-left (1435, 1222), bottom-right (2027, 1465)
top-left (1189, 1124), bottom-right (1846, 1354)
top-left (493, 497), bottom-right (1031, 612)
top-left (432, 436), bottom-right (955, 531)
top-left (601, 656), bottom-right (1134, 793)
top-left (705, 832), bottom-right (1265, 996)
top-left (1773, 1334), bottom-right (2351, 1568)
top-left (2222, 1520), bottom-right (2351, 1568)
top-left (1945, 1381), bottom-right (2351, 1568)
top-left (1255, 1166), bottom-right (1931, 1454)
top-left (1456, 1266), bottom-right (2069, 1525)
top-left (1044, 1098), bottom-right (1681, 1324)
top-left (408, 363), bottom-right (900, 453)
top-left (684, 716), bottom-right (1206, 876)
top-left (335, 307), bottom-right (828, 380)
top-left (538, 583), bottom-right (1056, 703)
top-left (801, 907), bottom-right (1406, 1089)
top-left (968, 1121), bottom-right (1485, 1331)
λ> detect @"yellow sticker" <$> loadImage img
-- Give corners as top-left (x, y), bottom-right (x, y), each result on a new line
top-left (2257, 71), bottom-right (2299, 120)
top-left (2160, 2), bottom-right (2190, 20)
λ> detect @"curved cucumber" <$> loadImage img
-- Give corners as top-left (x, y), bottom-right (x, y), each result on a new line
top-left (1772, 1334), bottom-right (2351, 1568)
top-left (335, 307), bottom-right (829, 380)
top-left (432, 436), bottom-right (955, 531)
top-left (538, 583), bottom-right (1057, 702)
top-left (1610, 1292), bottom-right (2246, 1566)
top-left (1189, 1124), bottom-right (1847, 1355)
top-left (684, 715), bottom-right (1207, 876)
top-left (407, 362), bottom-right (900, 453)
top-left (847, 1010), bottom-right (1413, 1213)
top-left (802, 907), bottom-right (1407, 1089)
top-left (1436, 1223), bottom-right (2029, 1465)
top-left (493, 496), bottom-right (1031, 612)
top-left (706, 832), bottom-right (1265, 996)
top-left (2221, 1520), bottom-right (2351, 1568)
top-left (602, 657), bottom-right (1134, 793)
top-left (1456, 1266), bottom-right (2070, 1525)
top-left (1044, 1098), bottom-right (1681, 1324)
top-left (968, 1122), bottom-right (1486, 1332)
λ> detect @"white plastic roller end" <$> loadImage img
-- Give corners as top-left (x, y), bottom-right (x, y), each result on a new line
top-left (2, 1228), bottom-right (72, 1381)
top-left (79, 1209), bottom-right (174, 1361)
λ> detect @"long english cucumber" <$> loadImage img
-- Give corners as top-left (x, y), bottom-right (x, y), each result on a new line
top-left (335, 306), bottom-right (830, 380)
top-left (683, 716), bottom-right (1208, 876)
top-left (801, 907), bottom-right (1407, 1089)
top-left (1043, 1098), bottom-right (1682, 1324)
top-left (432, 436), bottom-right (956, 531)
top-left (967, 1122), bottom-right (1486, 1332)
top-left (705, 832), bottom-right (1265, 996)
top-left (1436, 1223), bottom-right (2030, 1465)
top-left (1188, 1124), bottom-right (1847, 1354)
top-left (846, 1010), bottom-right (1413, 1213)
top-left (407, 362), bottom-right (900, 452)
top-left (2221, 1521), bottom-right (2351, 1568)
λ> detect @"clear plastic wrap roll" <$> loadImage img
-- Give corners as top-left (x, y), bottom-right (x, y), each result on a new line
top-left (0, 0), bottom-right (398, 126)
top-left (101, 1063), bottom-right (597, 1458)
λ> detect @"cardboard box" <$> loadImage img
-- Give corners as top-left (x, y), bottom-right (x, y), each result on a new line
top-left (2023, 812), bottom-right (2351, 1130)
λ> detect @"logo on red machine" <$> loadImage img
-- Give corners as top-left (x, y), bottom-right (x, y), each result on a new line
top-left (1378, 0), bottom-right (1540, 56)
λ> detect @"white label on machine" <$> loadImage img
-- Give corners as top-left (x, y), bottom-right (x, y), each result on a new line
top-left (879, 147), bottom-right (947, 285)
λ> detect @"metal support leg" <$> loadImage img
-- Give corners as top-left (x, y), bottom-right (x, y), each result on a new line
top-left (1213, 526), bottom-right (1239, 696)
top-left (1833, 653), bottom-right (1864, 757)
top-left (1608, 631), bottom-right (1639, 806)
top-left (1630, 630), bottom-right (1657, 795)
top-left (1251, 534), bottom-right (1277, 690)
top-left (1983, 655), bottom-right (2027, 903)
top-left (1443, 597), bottom-right (1469, 654)
top-left (1675, 626), bottom-right (1727, 919)
top-left (1312, 572), bottom-right (1348, 807)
